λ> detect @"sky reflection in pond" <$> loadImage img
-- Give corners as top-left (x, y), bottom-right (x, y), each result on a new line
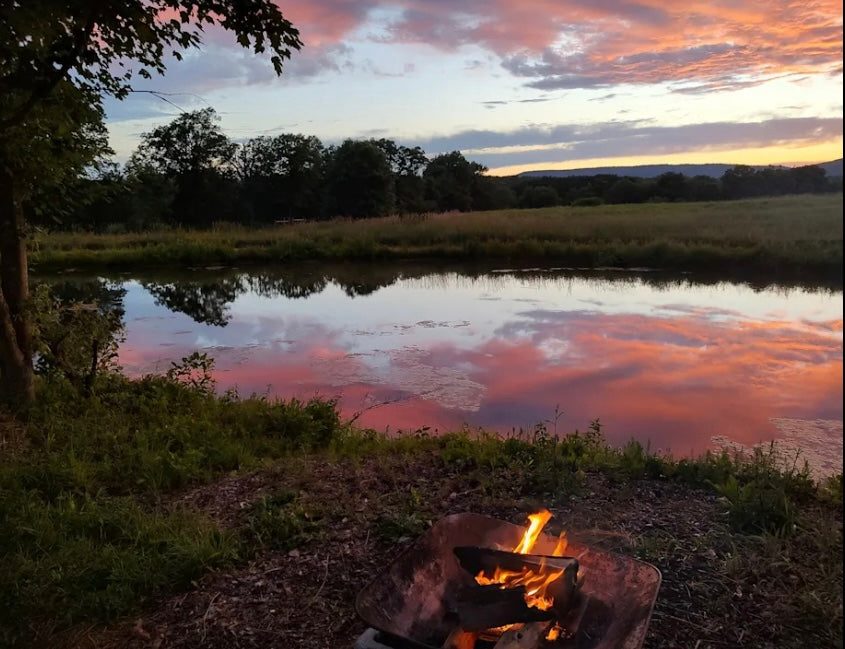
top-left (115, 269), bottom-right (843, 458)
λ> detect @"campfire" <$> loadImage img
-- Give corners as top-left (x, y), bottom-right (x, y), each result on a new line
top-left (445, 509), bottom-right (583, 647)
top-left (355, 512), bottom-right (661, 649)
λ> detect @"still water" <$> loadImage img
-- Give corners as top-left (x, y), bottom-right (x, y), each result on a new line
top-left (78, 264), bottom-right (843, 466)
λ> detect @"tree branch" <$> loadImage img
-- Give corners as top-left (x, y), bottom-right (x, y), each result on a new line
top-left (0, 11), bottom-right (100, 131)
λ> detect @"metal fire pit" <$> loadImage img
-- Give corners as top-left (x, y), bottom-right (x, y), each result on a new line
top-left (356, 513), bottom-right (661, 649)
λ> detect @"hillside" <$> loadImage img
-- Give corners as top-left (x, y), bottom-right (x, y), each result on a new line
top-left (819, 158), bottom-right (843, 177)
top-left (519, 159), bottom-right (842, 179)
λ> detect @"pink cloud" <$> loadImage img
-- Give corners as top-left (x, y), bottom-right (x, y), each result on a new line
top-left (272, 0), bottom-right (842, 89)
top-left (280, 0), bottom-right (377, 47)
top-left (135, 1), bottom-right (841, 96)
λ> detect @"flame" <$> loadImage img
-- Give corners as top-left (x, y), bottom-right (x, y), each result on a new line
top-left (474, 509), bottom-right (570, 611)
top-left (514, 510), bottom-right (552, 554)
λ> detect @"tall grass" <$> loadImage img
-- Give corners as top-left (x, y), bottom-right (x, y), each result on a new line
top-left (32, 194), bottom-right (844, 272)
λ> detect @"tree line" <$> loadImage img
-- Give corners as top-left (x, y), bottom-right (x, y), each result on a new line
top-left (49, 108), bottom-right (497, 231)
top-left (46, 108), bottom-right (842, 233)
top-left (512, 164), bottom-right (840, 208)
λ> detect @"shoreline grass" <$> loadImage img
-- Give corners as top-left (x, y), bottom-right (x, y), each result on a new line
top-left (1, 369), bottom-right (841, 648)
top-left (31, 194), bottom-right (844, 275)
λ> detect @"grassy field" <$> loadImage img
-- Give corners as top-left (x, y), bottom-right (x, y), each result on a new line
top-left (32, 194), bottom-right (844, 273)
top-left (1, 368), bottom-right (841, 648)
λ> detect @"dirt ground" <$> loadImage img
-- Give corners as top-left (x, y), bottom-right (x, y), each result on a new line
top-left (57, 452), bottom-right (841, 649)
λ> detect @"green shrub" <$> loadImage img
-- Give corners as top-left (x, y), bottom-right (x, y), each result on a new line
top-left (571, 196), bottom-right (604, 207)
top-left (819, 474), bottom-right (843, 507)
top-left (715, 475), bottom-right (796, 535)
top-left (242, 491), bottom-right (319, 552)
top-left (0, 491), bottom-right (236, 646)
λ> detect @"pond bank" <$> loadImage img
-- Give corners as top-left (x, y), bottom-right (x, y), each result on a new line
top-left (1, 377), bottom-right (841, 649)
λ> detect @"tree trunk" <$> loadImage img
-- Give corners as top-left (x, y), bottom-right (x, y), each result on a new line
top-left (0, 165), bottom-right (35, 407)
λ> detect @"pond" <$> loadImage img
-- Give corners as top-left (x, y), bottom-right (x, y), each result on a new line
top-left (52, 263), bottom-right (843, 473)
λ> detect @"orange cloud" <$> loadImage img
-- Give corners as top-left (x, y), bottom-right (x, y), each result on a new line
top-left (270, 0), bottom-right (842, 88)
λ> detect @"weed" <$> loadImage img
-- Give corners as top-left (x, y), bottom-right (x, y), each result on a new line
top-left (166, 351), bottom-right (216, 394)
top-left (715, 474), bottom-right (796, 535)
top-left (819, 473), bottom-right (843, 507)
top-left (0, 491), bottom-right (236, 646)
top-left (241, 491), bottom-right (321, 552)
top-left (374, 512), bottom-right (428, 542)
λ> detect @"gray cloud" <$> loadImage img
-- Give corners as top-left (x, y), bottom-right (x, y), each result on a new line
top-left (479, 95), bottom-right (557, 109)
top-left (103, 94), bottom-right (189, 123)
top-left (168, 42), bottom-right (354, 90)
top-left (104, 39), bottom-right (356, 122)
top-left (411, 120), bottom-right (651, 151)
top-left (501, 43), bottom-right (764, 91)
top-left (406, 116), bottom-right (843, 169)
top-left (588, 93), bottom-right (618, 102)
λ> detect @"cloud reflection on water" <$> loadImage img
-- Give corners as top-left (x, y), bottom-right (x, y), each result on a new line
top-left (116, 270), bottom-right (843, 456)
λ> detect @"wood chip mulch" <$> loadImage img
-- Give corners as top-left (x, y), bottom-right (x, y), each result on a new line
top-left (55, 452), bottom-right (841, 649)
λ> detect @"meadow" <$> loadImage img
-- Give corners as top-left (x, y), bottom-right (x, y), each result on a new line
top-left (33, 194), bottom-right (844, 273)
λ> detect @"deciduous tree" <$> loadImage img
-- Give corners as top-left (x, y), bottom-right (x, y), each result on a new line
top-left (128, 108), bottom-right (238, 227)
top-left (423, 151), bottom-right (486, 212)
top-left (236, 134), bottom-right (325, 222)
top-left (0, 1), bottom-right (302, 405)
top-left (0, 82), bottom-right (109, 405)
top-left (324, 140), bottom-right (395, 219)
top-left (372, 139), bottom-right (428, 214)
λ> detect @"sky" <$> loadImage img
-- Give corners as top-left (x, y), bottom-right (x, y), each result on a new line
top-left (104, 0), bottom-right (844, 176)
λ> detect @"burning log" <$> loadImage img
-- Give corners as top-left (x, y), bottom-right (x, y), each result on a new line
top-left (453, 546), bottom-right (580, 618)
top-left (454, 546), bottom-right (578, 581)
top-left (492, 621), bottom-right (554, 648)
top-left (450, 584), bottom-right (554, 631)
top-left (440, 511), bottom-right (583, 646)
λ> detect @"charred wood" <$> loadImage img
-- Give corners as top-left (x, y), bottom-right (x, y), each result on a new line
top-left (453, 546), bottom-right (578, 578)
top-left (449, 584), bottom-right (554, 631)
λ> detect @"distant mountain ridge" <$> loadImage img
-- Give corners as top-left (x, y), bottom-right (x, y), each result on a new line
top-left (819, 158), bottom-right (843, 177)
top-left (518, 159), bottom-right (843, 179)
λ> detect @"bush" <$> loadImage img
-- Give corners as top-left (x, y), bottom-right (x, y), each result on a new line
top-left (571, 196), bottom-right (604, 207)
top-left (715, 475), bottom-right (796, 535)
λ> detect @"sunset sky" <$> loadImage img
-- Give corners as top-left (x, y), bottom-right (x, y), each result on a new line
top-left (104, 0), bottom-right (843, 175)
